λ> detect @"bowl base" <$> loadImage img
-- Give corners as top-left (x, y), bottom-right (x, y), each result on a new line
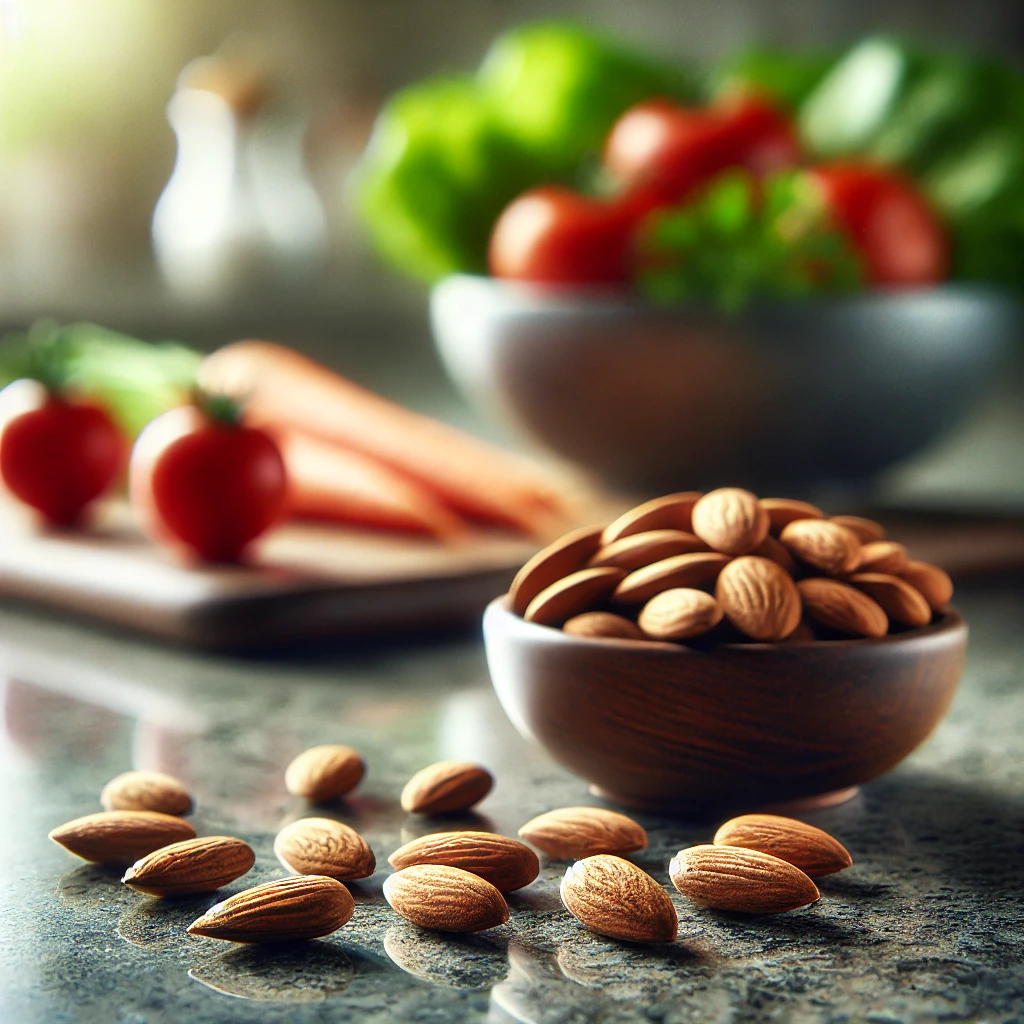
top-left (588, 784), bottom-right (860, 817)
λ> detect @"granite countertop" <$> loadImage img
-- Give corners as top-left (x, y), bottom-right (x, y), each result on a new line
top-left (1, 579), bottom-right (1023, 1024)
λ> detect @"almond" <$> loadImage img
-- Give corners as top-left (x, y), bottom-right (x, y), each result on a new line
top-left (560, 854), bottom-right (677, 942)
top-left (49, 811), bottom-right (196, 864)
top-left (899, 560), bottom-right (953, 612)
top-left (563, 612), bottom-right (645, 641)
top-left (713, 814), bottom-right (852, 876)
top-left (691, 487), bottom-right (770, 555)
top-left (638, 588), bottom-right (723, 641)
top-left (857, 541), bottom-right (909, 575)
top-left (829, 514), bottom-right (885, 543)
top-left (849, 573), bottom-right (932, 628)
top-left (669, 844), bottom-right (820, 913)
top-left (284, 745), bottom-right (365, 802)
top-left (797, 578), bottom-right (888, 638)
top-left (100, 771), bottom-right (192, 816)
top-left (715, 556), bottom-right (802, 642)
top-left (122, 836), bottom-right (255, 896)
top-left (388, 831), bottom-right (539, 892)
top-left (187, 875), bottom-right (353, 942)
top-left (523, 567), bottom-right (626, 625)
top-left (754, 533), bottom-right (796, 573)
top-left (518, 806), bottom-right (647, 860)
top-left (780, 519), bottom-right (861, 576)
top-left (601, 492), bottom-right (702, 544)
top-left (760, 498), bottom-right (825, 532)
top-left (509, 525), bottom-right (604, 617)
top-left (587, 529), bottom-right (709, 571)
top-left (611, 552), bottom-right (731, 605)
top-left (401, 761), bottom-right (493, 814)
top-left (274, 817), bottom-right (375, 880)
top-left (383, 864), bottom-right (509, 932)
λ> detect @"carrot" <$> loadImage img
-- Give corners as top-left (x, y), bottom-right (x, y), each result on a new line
top-left (274, 428), bottom-right (467, 537)
top-left (200, 341), bottom-right (569, 534)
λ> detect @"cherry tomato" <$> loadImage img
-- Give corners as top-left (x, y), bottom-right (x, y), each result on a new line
top-left (130, 405), bottom-right (287, 562)
top-left (808, 163), bottom-right (949, 286)
top-left (0, 380), bottom-right (126, 526)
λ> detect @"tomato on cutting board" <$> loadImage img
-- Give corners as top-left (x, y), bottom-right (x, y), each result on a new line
top-left (0, 379), bottom-right (126, 526)
top-left (809, 163), bottom-right (949, 286)
top-left (130, 400), bottom-right (287, 562)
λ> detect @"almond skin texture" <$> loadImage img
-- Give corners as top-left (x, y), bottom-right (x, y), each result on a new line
top-left (284, 745), bottom-right (366, 802)
top-left (388, 831), bottom-right (539, 892)
top-left (857, 541), bottom-right (909, 575)
top-left (849, 573), bottom-right (932, 628)
top-left (122, 836), bottom-right (255, 896)
top-left (274, 818), bottom-right (375, 880)
top-left (691, 488), bottom-right (770, 556)
top-left (383, 864), bottom-right (509, 933)
top-left (187, 875), bottom-right (354, 943)
top-left (760, 498), bottom-right (825, 532)
top-left (829, 514), bottom-right (885, 543)
top-left (797, 578), bottom-right (889, 638)
top-left (716, 556), bottom-right (802, 642)
top-left (588, 529), bottom-right (709, 571)
top-left (900, 560), bottom-right (954, 611)
top-left (524, 567), bottom-right (626, 626)
top-left (518, 807), bottom-right (647, 860)
top-left (638, 588), bottom-right (723, 641)
top-left (100, 771), bottom-right (193, 816)
top-left (509, 525), bottom-right (603, 617)
top-left (401, 761), bottom-right (493, 814)
top-left (49, 811), bottom-right (197, 864)
top-left (563, 612), bottom-right (645, 641)
top-left (713, 815), bottom-right (853, 877)
top-left (780, 519), bottom-right (862, 576)
top-left (754, 533), bottom-right (797, 573)
top-left (601, 492), bottom-right (702, 544)
top-left (561, 854), bottom-right (677, 942)
top-left (669, 844), bottom-right (820, 913)
top-left (611, 552), bottom-right (731, 606)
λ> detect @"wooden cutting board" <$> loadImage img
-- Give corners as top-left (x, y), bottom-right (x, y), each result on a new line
top-left (0, 499), bottom-right (623, 650)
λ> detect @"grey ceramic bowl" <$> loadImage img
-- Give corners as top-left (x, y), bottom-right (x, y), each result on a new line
top-left (431, 275), bottom-right (1019, 492)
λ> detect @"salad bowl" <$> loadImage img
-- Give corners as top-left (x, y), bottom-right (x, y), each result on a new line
top-left (431, 274), bottom-right (1018, 492)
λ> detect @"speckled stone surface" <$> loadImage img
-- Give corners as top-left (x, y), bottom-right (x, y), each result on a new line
top-left (1, 581), bottom-right (1023, 1023)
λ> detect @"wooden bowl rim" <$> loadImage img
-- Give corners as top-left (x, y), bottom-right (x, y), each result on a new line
top-left (488, 595), bottom-right (966, 654)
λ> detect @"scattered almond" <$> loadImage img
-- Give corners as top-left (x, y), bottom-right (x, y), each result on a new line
top-left (760, 498), bottom-right (825, 532)
top-left (100, 771), bottom-right (192, 816)
top-left (669, 844), bottom-right (820, 913)
top-left (524, 567), bottom-right (626, 625)
top-left (587, 529), bottom-right (709, 571)
top-left (284, 745), bottom-right (365, 802)
top-left (388, 831), bottom-right (539, 892)
top-left (601, 492), bottom-right (702, 544)
top-left (638, 588), bottom-right (723, 641)
top-left (187, 875), bottom-right (353, 943)
top-left (562, 612), bottom-right (645, 641)
top-left (713, 814), bottom-right (852, 876)
top-left (900, 560), bottom-right (954, 612)
top-left (509, 525), bottom-right (604, 617)
top-left (49, 811), bottom-right (196, 864)
top-left (797, 578), bottom-right (888, 638)
top-left (401, 761), bottom-right (493, 815)
top-left (383, 864), bottom-right (509, 933)
top-left (857, 541), bottom-right (909, 575)
top-left (274, 817), bottom-right (375, 880)
top-left (691, 487), bottom-right (770, 556)
top-left (122, 836), bottom-right (255, 896)
top-left (780, 519), bottom-right (861, 576)
top-left (716, 556), bottom-right (802, 642)
top-left (518, 806), bottom-right (647, 860)
top-left (611, 552), bottom-right (731, 605)
top-left (849, 573), bottom-right (932, 628)
top-left (560, 854), bottom-right (677, 942)
top-left (829, 514), bottom-right (885, 543)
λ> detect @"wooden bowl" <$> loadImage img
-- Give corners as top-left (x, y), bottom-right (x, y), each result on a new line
top-left (483, 597), bottom-right (967, 815)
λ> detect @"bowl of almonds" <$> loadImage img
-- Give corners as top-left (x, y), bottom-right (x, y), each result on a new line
top-left (483, 487), bottom-right (967, 814)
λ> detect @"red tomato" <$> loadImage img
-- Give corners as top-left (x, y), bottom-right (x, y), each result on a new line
top-left (0, 380), bottom-right (126, 526)
top-left (130, 405), bottom-right (286, 562)
top-left (604, 95), bottom-right (801, 204)
top-left (488, 185), bottom-right (655, 285)
top-left (808, 164), bottom-right (948, 286)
